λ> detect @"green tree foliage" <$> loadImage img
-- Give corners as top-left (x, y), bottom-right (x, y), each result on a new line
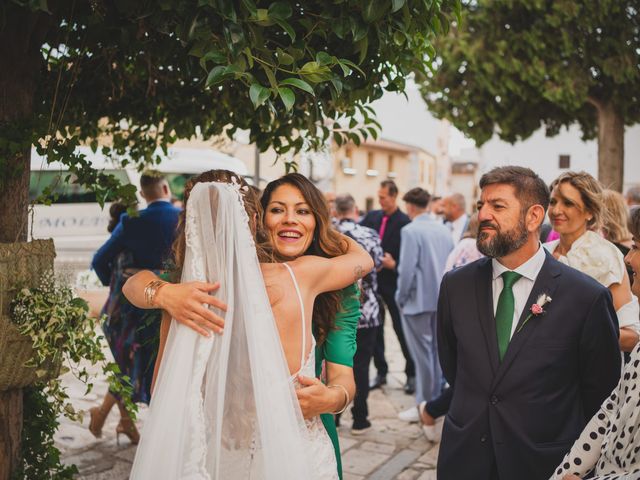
top-left (1, 0), bottom-right (459, 209)
top-left (418, 0), bottom-right (640, 191)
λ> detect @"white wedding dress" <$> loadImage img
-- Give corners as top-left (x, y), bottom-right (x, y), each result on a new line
top-left (129, 181), bottom-right (337, 479)
top-left (282, 263), bottom-right (339, 480)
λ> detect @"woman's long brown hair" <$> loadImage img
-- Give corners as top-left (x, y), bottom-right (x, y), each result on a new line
top-left (170, 170), bottom-right (273, 281)
top-left (260, 173), bottom-right (349, 345)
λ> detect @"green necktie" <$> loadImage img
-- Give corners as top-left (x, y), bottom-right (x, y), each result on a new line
top-left (495, 271), bottom-right (522, 361)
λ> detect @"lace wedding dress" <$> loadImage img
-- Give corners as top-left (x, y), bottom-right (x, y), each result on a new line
top-left (129, 181), bottom-right (336, 479)
top-left (283, 262), bottom-right (339, 480)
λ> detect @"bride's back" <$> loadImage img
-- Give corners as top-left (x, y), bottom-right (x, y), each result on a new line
top-left (260, 262), bottom-right (314, 376)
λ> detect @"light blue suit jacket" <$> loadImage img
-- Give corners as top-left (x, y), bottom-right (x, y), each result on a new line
top-left (395, 213), bottom-right (454, 315)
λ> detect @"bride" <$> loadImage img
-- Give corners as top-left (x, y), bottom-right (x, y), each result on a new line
top-left (126, 171), bottom-right (372, 479)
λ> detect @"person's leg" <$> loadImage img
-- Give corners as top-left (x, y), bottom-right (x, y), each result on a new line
top-left (401, 312), bottom-right (432, 405)
top-left (429, 312), bottom-right (442, 397)
top-left (88, 392), bottom-right (117, 438)
top-left (380, 290), bottom-right (416, 380)
top-left (351, 327), bottom-right (377, 430)
top-left (115, 399), bottom-right (140, 445)
top-left (370, 296), bottom-right (388, 387)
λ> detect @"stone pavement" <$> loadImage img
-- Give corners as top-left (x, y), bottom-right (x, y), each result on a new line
top-left (56, 321), bottom-right (442, 479)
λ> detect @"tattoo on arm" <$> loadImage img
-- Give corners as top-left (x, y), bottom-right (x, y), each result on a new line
top-left (354, 265), bottom-right (364, 281)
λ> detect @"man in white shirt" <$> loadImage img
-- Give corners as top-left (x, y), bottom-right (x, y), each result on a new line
top-left (442, 193), bottom-right (469, 245)
top-left (436, 166), bottom-right (621, 480)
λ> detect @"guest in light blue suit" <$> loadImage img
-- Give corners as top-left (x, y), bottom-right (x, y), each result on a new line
top-left (396, 187), bottom-right (454, 411)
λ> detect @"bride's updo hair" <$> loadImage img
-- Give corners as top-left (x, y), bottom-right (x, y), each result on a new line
top-left (260, 173), bottom-right (349, 345)
top-left (170, 169), bottom-right (273, 281)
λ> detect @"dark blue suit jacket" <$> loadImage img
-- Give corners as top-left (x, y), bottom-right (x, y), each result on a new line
top-left (436, 252), bottom-right (621, 480)
top-left (92, 201), bottom-right (181, 286)
top-left (360, 208), bottom-right (410, 295)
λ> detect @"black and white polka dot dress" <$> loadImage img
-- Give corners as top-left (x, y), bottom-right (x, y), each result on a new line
top-left (550, 341), bottom-right (640, 479)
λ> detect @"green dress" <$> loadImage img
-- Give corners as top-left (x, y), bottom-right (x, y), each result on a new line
top-left (314, 283), bottom-right (360, 480)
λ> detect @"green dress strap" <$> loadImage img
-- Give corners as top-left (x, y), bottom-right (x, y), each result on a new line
top-left (314, 283), bottom-right (360, 480)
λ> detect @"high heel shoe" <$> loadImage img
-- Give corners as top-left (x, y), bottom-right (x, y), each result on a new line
top-left (88, 406), bottom-right (109, 438)
top-left (116, 418), bottom-right (140, 445)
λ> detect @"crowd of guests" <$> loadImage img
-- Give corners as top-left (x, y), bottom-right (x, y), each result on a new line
top-left (88, 166), bottom-right (640, 479)
top-left (323, 170), bottom-right (640, 479)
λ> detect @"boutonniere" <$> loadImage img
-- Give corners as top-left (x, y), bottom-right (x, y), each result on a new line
top-left (516, 293), bottom-right (552, 333)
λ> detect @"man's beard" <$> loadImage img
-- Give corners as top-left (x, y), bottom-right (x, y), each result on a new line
top-left (476, 217), bottom-right (529, 258)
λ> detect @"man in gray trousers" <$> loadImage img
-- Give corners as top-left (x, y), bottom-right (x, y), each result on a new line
top-left (395, 187), bottom-right (454, 420)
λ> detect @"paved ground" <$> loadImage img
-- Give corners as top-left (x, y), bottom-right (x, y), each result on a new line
top-left (57, 321), bottom-right (442, 479)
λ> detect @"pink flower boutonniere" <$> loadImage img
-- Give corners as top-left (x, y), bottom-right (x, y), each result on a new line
top-left (516, 293), bottom-right (552, 333)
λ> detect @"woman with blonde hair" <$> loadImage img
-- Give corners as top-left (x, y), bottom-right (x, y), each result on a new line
top-left (551, 206), bottom-right (640, 479)
top-left (544, 172), bottom-right (639, 352)
top-left (602, 189), bottom-right (635, 283)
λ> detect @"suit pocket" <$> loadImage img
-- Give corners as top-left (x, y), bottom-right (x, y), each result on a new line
top-left (445, 413), bottom-right (465, 430)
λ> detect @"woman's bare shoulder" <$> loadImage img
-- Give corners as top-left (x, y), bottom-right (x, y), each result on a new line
top-left (260, 262), bottom-right (283, 273)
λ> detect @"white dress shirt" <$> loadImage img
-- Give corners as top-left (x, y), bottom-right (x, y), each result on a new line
top-left (449, 213), bottom-right (469, 245)
top-left (492, 244), bottom-right (547, 339)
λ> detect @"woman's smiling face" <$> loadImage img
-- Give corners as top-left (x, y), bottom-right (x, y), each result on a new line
top-left (264, 184), bottom-right (317, 259)
top-left (625, 236), bottom-right (640, 297)
top-left (548, 182), bottom-right (592, 237)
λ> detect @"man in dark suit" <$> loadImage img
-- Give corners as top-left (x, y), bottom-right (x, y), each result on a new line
top-left (361, 180), bottom-right (415, 395)
top-left (92, 170), bottom-right (181, 285)
top-left (437, 166), bottom-right (621, 480)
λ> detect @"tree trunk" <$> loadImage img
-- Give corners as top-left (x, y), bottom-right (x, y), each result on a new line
top-left (595, 100), bottom-right (625, 192)
top-left (0, 5), bottom-right (52, 478)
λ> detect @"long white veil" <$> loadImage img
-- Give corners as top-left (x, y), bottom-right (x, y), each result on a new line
top-left (130, 181), bottom-right (310, 479)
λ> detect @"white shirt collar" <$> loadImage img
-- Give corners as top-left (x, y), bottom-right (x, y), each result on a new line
top-left (491, 243), bottom-right (546, 282)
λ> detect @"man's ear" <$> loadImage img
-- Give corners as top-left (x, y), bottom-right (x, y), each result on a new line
top-left (527, 204), bottom-right (546, 233)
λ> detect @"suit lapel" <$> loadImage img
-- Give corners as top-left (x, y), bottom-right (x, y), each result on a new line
top-left (475, 258), bottom-right (500, 375)
top-left (491, 252), bottom-right (561, 389)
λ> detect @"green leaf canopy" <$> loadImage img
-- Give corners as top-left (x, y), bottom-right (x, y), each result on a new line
top-left (419, 0), bottom-right (640, 190)
top-left (1, 0), bottom-right (459, 191)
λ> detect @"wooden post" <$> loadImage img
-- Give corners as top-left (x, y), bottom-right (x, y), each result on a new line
top-left (0, 240), bottom-right (56, 478)
top-left (0, 391), bottom-right (22, 480)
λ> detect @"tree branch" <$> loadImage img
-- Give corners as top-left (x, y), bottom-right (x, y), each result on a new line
top-left (586, 95), bottom-right (604, 111)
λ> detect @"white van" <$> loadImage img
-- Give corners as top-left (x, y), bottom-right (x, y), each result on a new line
top-left (29, 146), bottom-right (248, 270)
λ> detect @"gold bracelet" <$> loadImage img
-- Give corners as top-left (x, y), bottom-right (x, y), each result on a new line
top-left (328, 384), bottom-right (350, 415)
top-left (144, 279), bottom-right (168, 307)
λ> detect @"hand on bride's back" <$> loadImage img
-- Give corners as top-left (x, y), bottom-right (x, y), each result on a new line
top-left (156, 281), bottom-right (227, 337)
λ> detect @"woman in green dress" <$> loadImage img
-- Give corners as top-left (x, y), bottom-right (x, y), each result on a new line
top-left (315, 283), bottom-right (359, 477)
top-left (125, 173), bottom-right (359, 479)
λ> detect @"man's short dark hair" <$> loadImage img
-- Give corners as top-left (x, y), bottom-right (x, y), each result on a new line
top-left (479, 166), bottom-right (550, 212)
top-left (402, 187), bottom-right (431, 208)
top-left (335, 194), bottom-right (356, 215)
top-left (140, 169), bottom-right (166, 190)
top-left (380, 180), bottom-right (398, 197)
